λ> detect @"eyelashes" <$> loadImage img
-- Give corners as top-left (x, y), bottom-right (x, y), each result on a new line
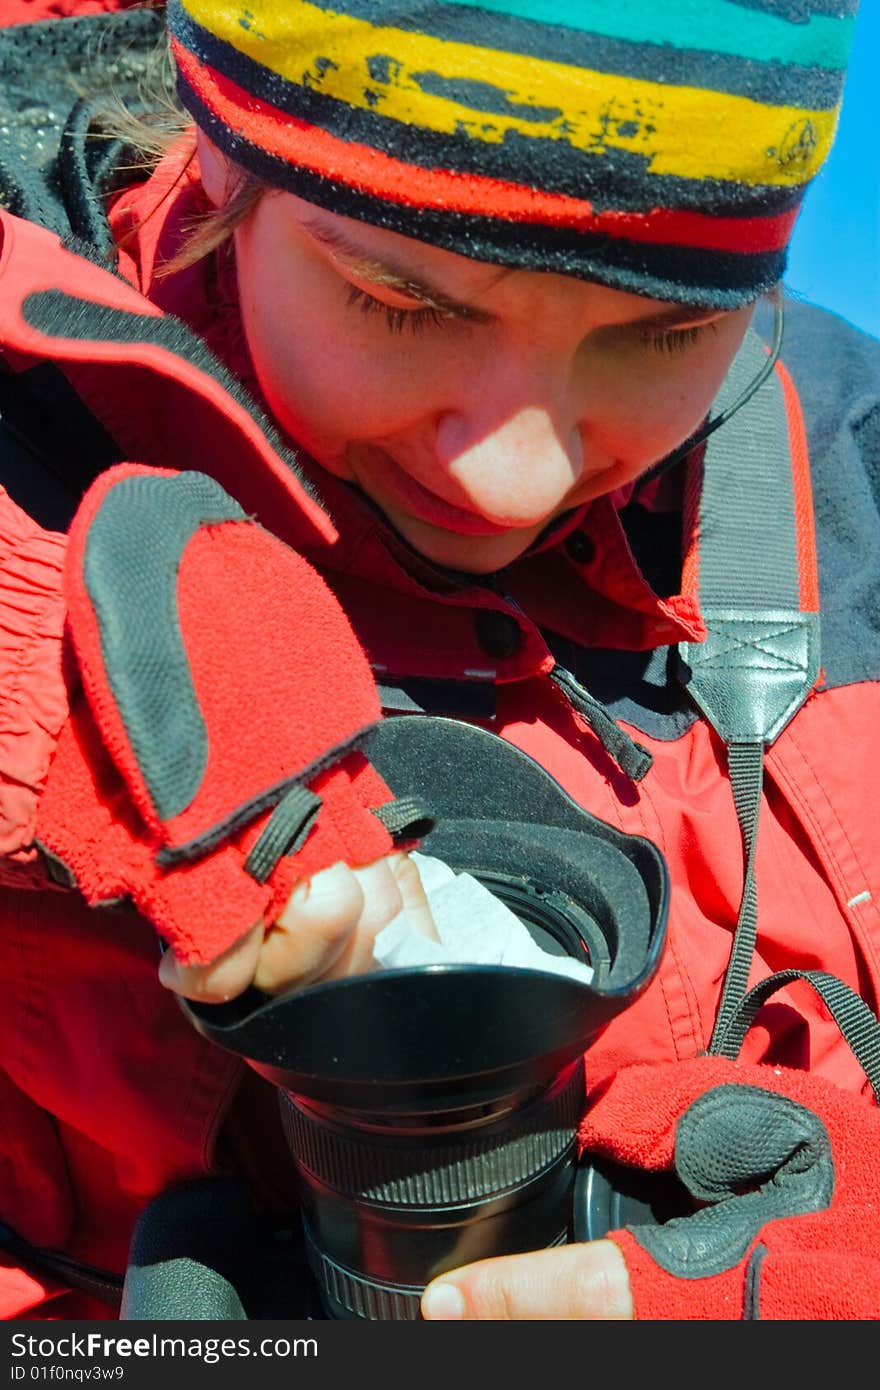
top-left (345, 284), bottom-right (452, 334)
top-left (345, 283), bottom-right (718, 355)
top-left (644, 323), bottom-right (717, 355)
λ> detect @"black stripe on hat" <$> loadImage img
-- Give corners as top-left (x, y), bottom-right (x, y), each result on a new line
top-left (181, 76), bottom-right (786, 310)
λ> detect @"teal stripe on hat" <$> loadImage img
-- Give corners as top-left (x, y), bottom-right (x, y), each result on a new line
top-left (429, 0), bottom-right (855, 68)
top-left (295, 1), bottom-right (846, 105)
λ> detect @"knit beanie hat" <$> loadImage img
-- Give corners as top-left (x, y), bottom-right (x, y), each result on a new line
top-left (165, 0), bottom-right (859, 308)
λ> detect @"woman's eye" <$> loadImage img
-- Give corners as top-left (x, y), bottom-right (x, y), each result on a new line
top-left (643, 323), bottom-right (718, 355)
top-left (345, 284), bottom-right (451, 334)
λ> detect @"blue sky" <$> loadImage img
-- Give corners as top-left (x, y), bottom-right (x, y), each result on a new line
top-left (784, 2), bottom-right (879, 340)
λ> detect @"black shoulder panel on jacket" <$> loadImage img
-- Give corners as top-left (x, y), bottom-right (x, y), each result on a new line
top-left (760, 297), bottom-right (880, 693)
top-left (0, 360), bottom-right (122, 530)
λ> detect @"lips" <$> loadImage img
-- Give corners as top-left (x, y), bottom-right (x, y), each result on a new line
top-left (354, 448), bottom-right (515, 536)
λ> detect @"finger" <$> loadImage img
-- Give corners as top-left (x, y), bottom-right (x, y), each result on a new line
top-left (157, 919), bottom-right (264, 1003)
top-left (320, 854), bottom-right (407, 976)
top-left (351, 855), bottom-right (407, 934)
top-left (254, 860), bottom-right (365, 993)
top-left (391, 853), bottom-right (440, 942)
top-left (420, 1241), bottom-right (634, 1320)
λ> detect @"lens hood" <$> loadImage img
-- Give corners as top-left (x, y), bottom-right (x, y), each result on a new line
top-left (182, 717), bottom-right (669, 1114)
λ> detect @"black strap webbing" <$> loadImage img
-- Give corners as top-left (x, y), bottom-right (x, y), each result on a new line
top-left (713, 969), bottom-right (880, 1104)
top-left (371, 796), bottom-right (435, 839)
top-left (708, 740), bottom-right (763, 1053)
top-left (244, 784), bottom-right (322, 885)
top-left (0, 1221), bottom-right (122, 1309)
top-left (680, 309), bottom-right (880, 1079)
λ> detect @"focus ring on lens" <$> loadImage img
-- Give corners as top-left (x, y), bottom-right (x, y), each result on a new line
top-left (280, 1058), bottom-right (584, 1207)
top-left (301, 1221), bottom-right (569, 1322)
top-left (302, 1223), bottom-right (422, 1321)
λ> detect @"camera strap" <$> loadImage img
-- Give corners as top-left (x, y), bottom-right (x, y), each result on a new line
top-left (0, 1220), bottom-right (122, 1310)
top-left (677, 320), bottom-right (880, 1083)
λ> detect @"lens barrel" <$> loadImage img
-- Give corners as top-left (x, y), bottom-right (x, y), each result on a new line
top-left (177, 719), bottom-right (671, 1321)
top-left (280, 1057), bottom-right (585, 1319)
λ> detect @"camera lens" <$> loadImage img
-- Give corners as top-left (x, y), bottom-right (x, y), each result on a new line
top-left (280, 1055), bottom-right (585, 1320)
top-left (176, 718), bottom-right (669, 1320)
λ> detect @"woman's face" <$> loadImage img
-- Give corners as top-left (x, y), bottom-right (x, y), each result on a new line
top-left (229, 179), bottom-right (754, 573)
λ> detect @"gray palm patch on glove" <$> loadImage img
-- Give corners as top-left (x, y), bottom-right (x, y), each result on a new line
top-left (630, 1084), bottom-right (834, 1279)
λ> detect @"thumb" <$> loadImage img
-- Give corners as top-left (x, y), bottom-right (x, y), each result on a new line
top-left (420, 1240), bottom-right (634, 1320)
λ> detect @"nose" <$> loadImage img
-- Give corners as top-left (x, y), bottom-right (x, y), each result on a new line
top-left (432, 369), bottom-right (584, 528)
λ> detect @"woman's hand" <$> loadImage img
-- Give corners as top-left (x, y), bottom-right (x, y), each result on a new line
top-left (420, 1242), bottom-right (635, 1320)
top-left (157, 851), bottom-right (436, 1002)
top-left (421, 1058), bottom-right (880, 1320)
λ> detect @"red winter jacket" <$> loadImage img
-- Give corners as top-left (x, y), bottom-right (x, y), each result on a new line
top-left (0, 0), bottom-right (153, 24)
top-left (1, 137), bottom-right (879, 1318)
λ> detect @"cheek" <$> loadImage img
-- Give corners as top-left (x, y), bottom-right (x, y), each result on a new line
top-left (236, 271), bottom-right (373, 460)
top-left (235, 238), bottom-right (445, 464)
top-left (599, 379), bottom-right (703, 462)
top-left (589, 319), bottom-right (752, 465)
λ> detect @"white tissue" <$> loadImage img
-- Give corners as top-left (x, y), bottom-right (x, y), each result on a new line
top-left (373, 852), bottom-right (594, 984)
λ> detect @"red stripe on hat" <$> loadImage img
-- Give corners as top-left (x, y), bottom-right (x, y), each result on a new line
top-left (173, 40), bottom-right (798, 255)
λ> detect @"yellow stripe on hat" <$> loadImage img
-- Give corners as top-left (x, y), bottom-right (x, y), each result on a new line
top-left (178, 0), bottom-right (838, 188)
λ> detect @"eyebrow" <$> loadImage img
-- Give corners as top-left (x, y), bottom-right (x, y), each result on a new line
top-left (302, 218), bottom-right (501, 321)
top-left (302, 217), bottom-right (721, 330)
top-left (628, 303), bottom-right (722, 329)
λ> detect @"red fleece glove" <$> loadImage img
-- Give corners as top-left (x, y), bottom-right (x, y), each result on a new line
top-left (579, 1056), bottom-right (880, 1319)
top-left (35, 465), bottom-right (396, 964)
